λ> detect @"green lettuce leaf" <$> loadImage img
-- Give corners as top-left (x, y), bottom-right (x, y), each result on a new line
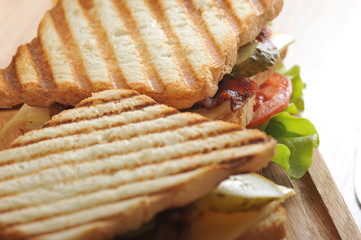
top-left (273, 144), bottom-right (291, 173)
top-left (256, 64), bottom-right (319, 179)
top-left (265, 112), bottom-right (319, 179)
top-left (285, 103), bottom-right (299, 115)
top-left (278, 64), bottom-right (305, 112)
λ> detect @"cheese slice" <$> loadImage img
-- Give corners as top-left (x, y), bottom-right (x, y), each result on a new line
top-left (1, 104), bottom-right (50, 138)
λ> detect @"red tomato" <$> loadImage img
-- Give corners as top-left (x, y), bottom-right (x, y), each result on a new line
top-left (247, 73), bottom-right (292, 128)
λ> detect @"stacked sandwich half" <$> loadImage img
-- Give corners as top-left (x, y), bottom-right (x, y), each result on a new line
top-left (0, 89), bottom-right (294, 240)
top-left (0, 0), bottom-right (285, 128)
top-left (0, 0), bottom-right (302, 239)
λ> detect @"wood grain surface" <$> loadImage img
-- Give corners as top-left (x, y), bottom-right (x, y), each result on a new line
top-left (272, 0), bottom-right (361, 233)
top-left (0, 0), bottom-right (360, 239)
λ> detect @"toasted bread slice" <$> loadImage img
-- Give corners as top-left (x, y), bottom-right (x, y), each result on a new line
top-left (0, 0), bottom-right (283, 109)
top-left (0, 89), bottom-right (276, 240)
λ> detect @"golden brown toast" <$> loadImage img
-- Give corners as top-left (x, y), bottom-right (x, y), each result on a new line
top-left (0, 0), bottom-right (283, 109)
top-left (0, 89), bottom-right (276, 240)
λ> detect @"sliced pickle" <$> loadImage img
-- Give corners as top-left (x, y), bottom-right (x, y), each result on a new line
top-left (234, 41), bottom-right (259, 65)
top-left (231, 40), bottom-right (279, 78)
top-left (192, 173), bottom-right (294, 213)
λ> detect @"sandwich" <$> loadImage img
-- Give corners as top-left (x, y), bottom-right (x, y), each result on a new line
top-left (0, 89), bottom-right (293, 240)
top-left (0, 0), bottom-right (282, 116)
top-left (0, 0), bottom-right (318, 179)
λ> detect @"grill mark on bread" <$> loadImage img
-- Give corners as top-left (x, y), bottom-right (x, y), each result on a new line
top-left (76, 91), bottom-right (139, 107)
top-left (179, 0), bottom-right (224, 67)
top-left (0, 142), bottom-right (259, 219)
top-left (0, 175), bottom-right (187, 225)
top-left (144, 0), bottom-right (198, 87)
top-left (0, 174), bottom-right (185, 227)
top-left (0, 121), bottom-right (237, 187)
top-left (0, 136), bottom-right (256, 223)
top-left (27, 38), bottom-right (57, 91)
top-left (0, 169), bottom-right (211, 228)
top-left (75, 89), bottom-right (140, 107)
top-left (2, 196), bottom-right (157, 239)
top-left (0, 141), bottom-right (268, 232)
top-left (50, 2), bottom-right (92, 91)
top-left (0, 114), bottom-right (210, 167)
top-left (44, 95), bottom-right (157, 127)
top-left (78, 0), bottom-right (128, 89)
top-left (7, 132), bottom-right (256, 186)
top-left (13, 107), bottom-right (179, 148)
top-left (37, 12), bottom-right (82, 104)
top-left (45, 101), bottom-right (156, 126)
top-left (12, 104), bottom-right (178, 147)
top-left (2, 60), bottom-right (22, 93)
top-left (0, 128), bottom-right (242, 204)
top-left (213, 0), bottom-right (243, 36)
top-left (112, 0), bottom-right (165, 92)
top-left (0, 171), bottom-right (202, 233)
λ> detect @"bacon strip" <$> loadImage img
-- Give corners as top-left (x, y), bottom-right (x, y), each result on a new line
top-left (192, 78), bottom-right (257, 111)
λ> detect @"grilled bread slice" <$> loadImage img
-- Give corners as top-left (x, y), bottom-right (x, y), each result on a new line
top-left (0, 89), bottom-right (276, 240)
top-left (0, 0), bottom-right (283, 109)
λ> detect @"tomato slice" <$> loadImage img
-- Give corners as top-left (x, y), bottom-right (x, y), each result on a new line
top-left (247, 73), bottom-right (292, 128)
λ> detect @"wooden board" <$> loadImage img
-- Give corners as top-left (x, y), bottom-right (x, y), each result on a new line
top-left (0, 0), bottom-right (360, 239)
top-left (263, 154), bottom-right (361, 239)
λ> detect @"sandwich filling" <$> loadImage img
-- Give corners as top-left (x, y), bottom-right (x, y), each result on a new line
top-left (116, 173), bottom-right (295, 240)
top-left (190, 27), bottom-right (295, 128)
top-left (192, 27), bottom-right (278, 111)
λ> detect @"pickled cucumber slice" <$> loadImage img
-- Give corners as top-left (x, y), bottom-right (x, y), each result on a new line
top-left (193, 173), bottom-right (294, 213)
top-left (231, 40), bottom-right (279, 78)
